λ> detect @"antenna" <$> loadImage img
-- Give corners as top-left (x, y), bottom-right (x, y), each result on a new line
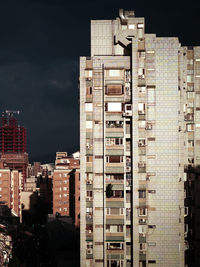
top-left (4, 110), bottom-right (20, 117)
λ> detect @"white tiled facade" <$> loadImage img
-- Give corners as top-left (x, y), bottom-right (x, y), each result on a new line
top-left (80, 9), bottom-right (200, 267)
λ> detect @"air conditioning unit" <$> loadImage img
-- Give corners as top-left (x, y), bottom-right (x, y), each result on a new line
top-left (125, 86), bottom-right (131, 95)
top-left (138, 74), bottom-right (145, 79)
top-left (125, 104), bottom-right (132, 116)
top-left (145, 123), bottom-right (152, 130)
top-left (87, 249), bottom-right (93, 254)
top-left (139, 218), bottom-right (147, 224)
top-left (126, 166), bottom-right (131, 172)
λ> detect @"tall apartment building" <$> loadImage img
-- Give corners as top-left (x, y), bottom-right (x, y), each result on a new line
top-left (53, 152), bottom-right (80, 226)
top-left (80, 9), bottom-right (200, 267)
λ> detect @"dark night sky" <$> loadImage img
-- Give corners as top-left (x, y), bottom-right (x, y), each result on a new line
top-left (0, 0), bottom-right (199, 163)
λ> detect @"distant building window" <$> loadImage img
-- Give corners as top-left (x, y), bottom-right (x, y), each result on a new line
top-left (63, 187), bottom-right (67, 191)
top-left (63, 180), bottom-right (68, 184)
top-left (63, 194), bottom-right (68, 197)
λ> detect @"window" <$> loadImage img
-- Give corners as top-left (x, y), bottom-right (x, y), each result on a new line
top-left (187, 124), bottom-right (194, 132)
top-left (106, 156), bottom-right (123, 163)
top-left (148, 242), bottom-right (156, 246)
top-left (138, 121), bottom-right (146, 129)
top-left (106, 174), bottom-right (124, 182)
top-left (63, 180), bottom-right (68, 184)
top-left (106, 208), bottom-right (124, 215)
top-left (138, 23), bottom-right (144, 29)
top-left (138, 103), bottom-right (145, 114)
top-left (86, 87), bottom-right (92, 95)
top-left (107, 242), bottom-right (124, 250)
top-left (86, 121), bottom-right (93, 129)
top-left (112, 190), bottom-right (124, 198)
top-left (138, 208), bottom-right (147, 216)
top-left (63, 187), bottom-right (67, 191)
top-left (106, 121), bottom-right (123, 128)
top-left (148, 190), bottom-right (156, 194)
top-left (148, 260), bottom-right (156, 264)
top-left (106, 225), bottom-right (123, 233)
top-left (106, 138), bottom-right (123, 146)
top-left (63, 208), bottom-right (67, 211)
top-left (85, 103), bottom-right (93, 112)
top-left (138, 86), bottom-right (146, 93)
top-left (106, 102), bottom-right (122, 112)
top-left (86, 156), bottom-right (93, 162)
top-left (139, 190), bottom-right (146, 198)
top-left (109, 69), bottom-right (121, 77)
top-left (139, 243), bottom-right (147, 251)
top-left (63, 194), bottom-right (68, 197)
top-left (85, 70), bottom-right (92, 78)
top-left (148, 225), bottom-right (156, 229)
top-left (128, 24), bottom-right (135, 29)
top-left (106, 84), bottom-right (123, 95)
top-left (87, 191), bottom-right (93, 197)
top-left (138, 139), bottom-right (145, 147)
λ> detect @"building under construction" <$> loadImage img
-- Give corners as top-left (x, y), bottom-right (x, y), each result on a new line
top-left (0, 111), bottom-right (28, 186)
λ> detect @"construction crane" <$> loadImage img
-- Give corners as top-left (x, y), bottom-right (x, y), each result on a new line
top-left (2, 110), bottom-right (20, 118)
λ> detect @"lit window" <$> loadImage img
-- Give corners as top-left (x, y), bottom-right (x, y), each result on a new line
top-left (63, 187), bottom-right (67, 191)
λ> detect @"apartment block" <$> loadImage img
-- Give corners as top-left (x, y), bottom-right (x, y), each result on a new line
top-left (79, 9), bottom-right (200, 267)
top-left (0, 169), bottom-right (22, 218)
top-left (53, 152), bottom-right (80, 226)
